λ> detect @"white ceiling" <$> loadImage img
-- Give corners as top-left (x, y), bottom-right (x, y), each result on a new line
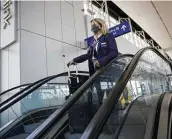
top-left (112, 0), bottom-right (172, 57)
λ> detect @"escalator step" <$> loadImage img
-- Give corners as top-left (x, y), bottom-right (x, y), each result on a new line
top-left (6, 133), bottom-right (30, 139)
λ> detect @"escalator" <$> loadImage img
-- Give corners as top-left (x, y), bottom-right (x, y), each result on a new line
top-left (0, 54), bottom-right (133, 139)
top-left (0, 71), bottom-right (89, 138)
top-left (0, 47), bottom-right (171, 139)
top-left (27, 47), bottom-right (172, 139)
top-left (80, 47), bottom-right (172, 139)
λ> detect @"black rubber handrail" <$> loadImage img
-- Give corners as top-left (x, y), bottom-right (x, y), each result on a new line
top-left (0, 71), bottom-right (89, 112)
top-left (0, 76), bottom-right (52, 107)
top-left (27, 54), bottom-right (134, 139)
top-left (0, 83), bottom-right (31, 96)
top-left (80, 47), bottom-right (172, 139)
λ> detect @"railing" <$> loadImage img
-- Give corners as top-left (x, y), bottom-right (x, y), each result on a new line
top-left (27, 54), bottom-right (134, 139)
top-left (0, 71), bottom-right (89, 113)
top-left (0, 83), bottom-right (30, 96)
top-left (80, 47), bottom-right (172, 139)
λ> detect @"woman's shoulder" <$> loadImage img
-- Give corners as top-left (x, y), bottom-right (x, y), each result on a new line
top-left (104, 33), bottom-right (114, 40)
top-left (104, 33), bottom-right (114, 38)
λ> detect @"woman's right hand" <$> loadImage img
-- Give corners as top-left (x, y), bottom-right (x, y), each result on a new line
top-left (67, 60), bottom-right (75, 67)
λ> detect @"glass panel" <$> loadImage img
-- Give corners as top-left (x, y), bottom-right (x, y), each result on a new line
top-left (0, 85), bottom-right (28, 104)
top-left (97, 50), bottom-right (172, 138)
top-left (0, 76), bottom-right (69, 128)
top-left (116, 95), bottom-right (161, 139)
top-left (56, 56), bottom-right (133, 138)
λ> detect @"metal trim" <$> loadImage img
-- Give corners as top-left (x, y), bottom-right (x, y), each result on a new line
top-left (80, 47), bottom-right (172, 139)
top-left (157, 93), bottom-right (172, 139)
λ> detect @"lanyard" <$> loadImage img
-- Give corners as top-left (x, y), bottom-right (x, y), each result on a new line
top-left (92, 41), bottom-right (99, 60)
top-left (93, 40), bottom-right (99, 53)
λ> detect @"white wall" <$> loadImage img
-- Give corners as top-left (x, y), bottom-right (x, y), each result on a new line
top-left (0, 31), bottom-right (20, 127)
top-left (0, 31), bottom-right (20, 92)
top-left (0, 1), bottom-right (141, 89)
top-left (116, 36), bottom-right (140, 55)
top-left (19, 1), bottom-right (87, 84)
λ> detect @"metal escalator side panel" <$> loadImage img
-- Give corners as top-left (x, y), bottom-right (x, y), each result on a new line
top-left (168, 111), bottom-right (172, 139)
top-left (157, 93), bottom-right (172, 139)
top-left (144, 93), bottom-right (165, 139)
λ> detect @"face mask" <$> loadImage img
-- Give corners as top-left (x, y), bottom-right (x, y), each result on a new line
top-left (91, 24), bottom-right (101, 34)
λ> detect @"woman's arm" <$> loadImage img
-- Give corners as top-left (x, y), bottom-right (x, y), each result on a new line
top-left (98, 33), bottom-right (118, 66)
top-left (73, 47), bottom-right (92, 63)
top-left (73, 53), bottom-right (89, 63)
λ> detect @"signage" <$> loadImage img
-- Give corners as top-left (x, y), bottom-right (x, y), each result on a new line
top-left (84, 21), bottom-right (131, 47)
top-left (3, 0), bottom-right (12, 29)
top-left (109, 21), bottom-right (131, 38)
top-left (1, 0), bottom-right (17, 49)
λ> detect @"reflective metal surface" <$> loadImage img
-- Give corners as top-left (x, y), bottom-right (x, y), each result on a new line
top-left (96, 50), bottom-right (172, 139)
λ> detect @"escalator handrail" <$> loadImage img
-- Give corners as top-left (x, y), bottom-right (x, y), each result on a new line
top-left (26, 54), bottom-right (134, 139)
top-left (0, 71), bottom-right (89, 101)
top-left (0, 71), bottom-right (89, 112)
top-left (0, 83), bottom-right (31, 96)
top-left (0, 76), bottom-right (53, 107)
top-left (80, 47), bottom-right (172, 139)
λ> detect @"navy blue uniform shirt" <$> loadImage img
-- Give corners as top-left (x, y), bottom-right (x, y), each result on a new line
top-left (74, 33), bottom-right (118, 75)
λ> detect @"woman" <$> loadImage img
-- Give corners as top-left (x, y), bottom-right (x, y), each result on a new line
top-left (67, 18), bottom-right (118, 76)
top-left (67, 18), bottom-right (118, 105)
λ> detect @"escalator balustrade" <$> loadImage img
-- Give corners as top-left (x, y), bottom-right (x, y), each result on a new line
top-left (27, 55), bottom-right (133, 139)
top-left (81, 47), bottom-right (172, 139)
top-left (0, 72), bottom-right (89, 139)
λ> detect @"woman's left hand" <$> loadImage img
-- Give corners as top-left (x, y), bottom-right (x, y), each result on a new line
top-left (95, 60), bottom-right (100, 68)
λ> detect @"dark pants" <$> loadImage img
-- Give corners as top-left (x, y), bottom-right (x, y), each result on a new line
top-left (94, 77), bottom-right (104, 106)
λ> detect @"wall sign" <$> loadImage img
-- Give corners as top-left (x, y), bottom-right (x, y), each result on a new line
top-left (3, 0), bottom-right (12, 29)
top-left (1, 0), bottom-right (17, 49)
top-left (84, 21), bottom-right (131, 47)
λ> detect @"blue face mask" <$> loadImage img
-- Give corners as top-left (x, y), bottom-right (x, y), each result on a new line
top-left (91, 24), bottom-right (101, 34)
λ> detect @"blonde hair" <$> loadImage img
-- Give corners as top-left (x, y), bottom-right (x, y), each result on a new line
top-left (91, 18), bottom-right (108, 35)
